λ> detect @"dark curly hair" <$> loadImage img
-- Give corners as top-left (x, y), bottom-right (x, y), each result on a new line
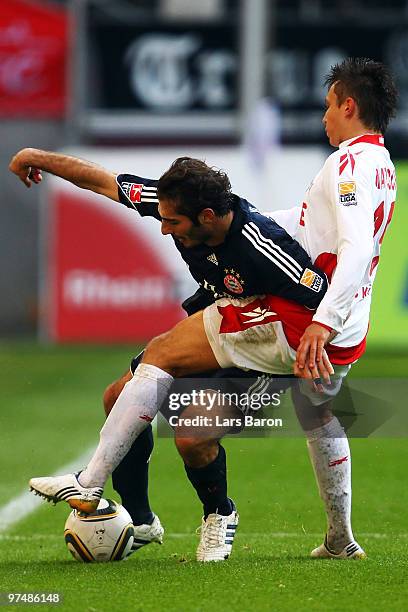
top-left (324, 57), bottom-right (398, 134)
top-left (157, 157), bottom-right (233, 224)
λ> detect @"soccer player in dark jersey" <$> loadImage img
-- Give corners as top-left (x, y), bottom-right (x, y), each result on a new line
top-left (10, 151), bottom-right (334, 562)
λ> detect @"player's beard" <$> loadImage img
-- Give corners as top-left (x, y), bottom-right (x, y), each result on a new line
top-left (176, 225), bottom-right (212, 247)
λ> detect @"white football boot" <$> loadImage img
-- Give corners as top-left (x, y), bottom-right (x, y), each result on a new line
top-left (196, 500), bottom-right (239, 562)
top-left (130, 514), bottom-right (164, 553)
top-left (311, 535), bottom-right (367, 559)
top-left (29, 473), bottom-right (103, 514)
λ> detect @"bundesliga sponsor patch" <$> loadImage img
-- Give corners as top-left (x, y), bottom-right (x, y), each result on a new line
top-left (338, 181), bottom-right (357, 206)
top-left (121, 182), bottom-right (144, 204)
top-left (300, 268), bottom-right (324, 293)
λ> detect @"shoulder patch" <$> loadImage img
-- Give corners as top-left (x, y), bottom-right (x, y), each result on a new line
top-left (338, 181), bottom-right (356, 194)
top-left (121, 182), bottom-right (144, 204)
top-left (338, 181), bottom-right (357, 206)
top-left (300, 268), bottom-right (324, 292)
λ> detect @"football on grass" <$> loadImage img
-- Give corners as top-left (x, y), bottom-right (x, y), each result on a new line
top-left (64, 498), bottom-right (134, 562)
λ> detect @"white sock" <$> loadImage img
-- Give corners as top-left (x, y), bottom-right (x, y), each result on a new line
top-left (79, 364), bottom-right (173, 488)
top-left (305, 416), bottom-right (354, 552)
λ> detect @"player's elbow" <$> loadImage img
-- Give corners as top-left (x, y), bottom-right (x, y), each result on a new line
top-left (354, 233), bottom-right (373, 257)
top-left (340, 240), bottom-right (374, 274)
top-left (355, 247), bottom-right (374, 276)
top-left (358, 240), bottom-right (374, 263)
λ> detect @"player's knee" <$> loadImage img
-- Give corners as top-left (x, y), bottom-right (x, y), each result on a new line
top-left (174, 436), bottom-right (218, 467)
top-left (143, 332), bottom-right (179, 376)
top-left (293, 388), bottom-right (333, 431)
top-left (175, 436), bottom-right (204, 464)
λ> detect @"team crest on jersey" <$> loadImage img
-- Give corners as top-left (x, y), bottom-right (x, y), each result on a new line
top-left (223, 269), bottom-right (244, 294)
top-left (300, 268), bottom-right (323, 293)
top-left (338, 181), bottom-right (357, 206)
top-left (122, 182), bottom-right (144, 204)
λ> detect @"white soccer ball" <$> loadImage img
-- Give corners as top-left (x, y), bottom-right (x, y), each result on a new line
top-left (64, 498), bottom-right (134, 562)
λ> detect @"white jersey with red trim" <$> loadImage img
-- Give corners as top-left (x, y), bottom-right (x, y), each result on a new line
top-left (292, 133), bottom-right (396, 351)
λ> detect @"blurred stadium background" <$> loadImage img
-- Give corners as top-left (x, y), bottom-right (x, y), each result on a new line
top-left (1, 0), bottom-right (407, 345)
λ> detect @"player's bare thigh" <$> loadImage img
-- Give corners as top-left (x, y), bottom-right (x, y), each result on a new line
top-left (103, 310), bottom-right (218, 413)
top-left (142, 310), bottom-right (220, 377)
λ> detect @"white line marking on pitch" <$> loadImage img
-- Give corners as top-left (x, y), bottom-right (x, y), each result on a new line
top-left (0, 447), bottom-right (95, 533)
top-left (164, 532), bottom-right (407, 539)
top-left (0, 533), bottom-right (405, 542)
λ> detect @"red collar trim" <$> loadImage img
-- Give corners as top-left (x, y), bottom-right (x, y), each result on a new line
top-left (348, 134), bottom-right (384, 147)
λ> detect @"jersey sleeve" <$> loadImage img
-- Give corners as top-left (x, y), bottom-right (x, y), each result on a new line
top-left (313, 153), bottom-right (375, 332)
top-left (116, 173), bottom-right (161, 220)
top-left (242, 218), bottom-right (328, 309)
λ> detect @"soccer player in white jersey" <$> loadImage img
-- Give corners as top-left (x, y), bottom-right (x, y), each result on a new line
top-left (279, 57), bottom-right (398, 558)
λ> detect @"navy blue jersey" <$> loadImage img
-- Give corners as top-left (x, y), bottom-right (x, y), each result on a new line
top-left (117, 173), bottom-right (328, 311)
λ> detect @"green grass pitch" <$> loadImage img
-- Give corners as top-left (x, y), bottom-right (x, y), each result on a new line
top-left (0, 342), bottom-right (407, 611)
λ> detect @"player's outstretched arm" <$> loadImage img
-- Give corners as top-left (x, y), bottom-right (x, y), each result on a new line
top-left (9, 148), bottom-right (119, 202)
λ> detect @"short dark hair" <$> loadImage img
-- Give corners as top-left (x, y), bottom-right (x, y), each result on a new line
top-left (157, 157), bottom-right (233, 224)
top-left (324, 57), bottom-right (398, 134)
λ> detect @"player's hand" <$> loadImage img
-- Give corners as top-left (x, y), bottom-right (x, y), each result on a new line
top-left (296, 322), bottom-right (335, 378)
top-left (294, 348), bottom-right (334, 390)
top-left (9, 150), bottom-right (42, 188)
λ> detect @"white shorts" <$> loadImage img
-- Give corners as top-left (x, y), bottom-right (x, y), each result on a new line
top-left (203, 296), bottom-right (296, 375)
top-left (203, 296), bottom-right (351, 406)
